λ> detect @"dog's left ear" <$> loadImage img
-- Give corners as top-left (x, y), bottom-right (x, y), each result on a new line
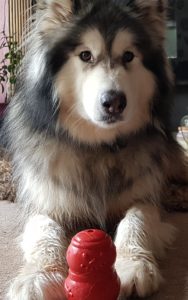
top-left (129, 0), bottom-right (166, 13)
top-left (129, 0), bottom-right (167, 45)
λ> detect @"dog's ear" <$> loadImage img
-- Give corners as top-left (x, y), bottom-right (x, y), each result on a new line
top-left (37, 0), bottom-right (73, 21)
top-left (129, 0), bottom-right (167, 45)
top-left (37, 0), bottom-right (72, 12)
top-left (37, 0), bottom-right (85, 17)
top-left (128, 0), bottom-right (166, 13)
top-left (130, 0), bottom-right (167, 21)
top-left (36, 0), bottom-right (74, 33)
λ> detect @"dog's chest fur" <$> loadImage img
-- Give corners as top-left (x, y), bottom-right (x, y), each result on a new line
top-left (47, 131), bottom-right (166, 231)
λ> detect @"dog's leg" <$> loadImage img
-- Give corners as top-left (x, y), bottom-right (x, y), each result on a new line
top-left (8, 215), bottom-right (68, 300)
top-left (114, 204), bottom-right (176, 298)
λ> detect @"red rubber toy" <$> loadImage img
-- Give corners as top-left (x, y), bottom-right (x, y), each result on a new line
top-left (64, 229), bottom-right (120, 300)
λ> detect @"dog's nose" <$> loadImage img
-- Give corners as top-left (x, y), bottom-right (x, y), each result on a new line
top-left (101, 90), bottom-right (126, 115)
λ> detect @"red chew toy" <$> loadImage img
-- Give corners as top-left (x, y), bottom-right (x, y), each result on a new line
top-left (64, 229), bottom-right (120, 300)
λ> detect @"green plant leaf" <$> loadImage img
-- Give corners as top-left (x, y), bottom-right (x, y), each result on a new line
top-left (9, 76), bottom-right (16, 84)
top-left (8, 65), bottom-right (15, 72)
top-left (5, 52), bottom-right (10, 59)
top-left (7, 65), bottom-right (12, 72)
top-left (0, 33), bottom-right (23, 87)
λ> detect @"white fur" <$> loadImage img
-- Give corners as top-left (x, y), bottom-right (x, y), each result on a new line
top-left (21, 215), bottom-right (66, 266)
top-left (8, 215), bottom-right (66, 300)
top-left (27, 47), bottom-right (47, 84)
top-left (115, 204), bottom-right (176, 298)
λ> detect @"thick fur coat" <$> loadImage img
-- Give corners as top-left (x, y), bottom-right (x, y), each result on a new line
top-left (4, 0), bottom-right (188, 299)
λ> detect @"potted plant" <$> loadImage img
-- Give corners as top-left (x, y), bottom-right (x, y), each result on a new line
top-left (0, 30), bottom-right (23, 103)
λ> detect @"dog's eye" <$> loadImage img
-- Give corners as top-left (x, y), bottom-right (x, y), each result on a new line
top-left (123, 51), bottom-right (135, 63)
top-left (79, 51), bottom-right (93, 63)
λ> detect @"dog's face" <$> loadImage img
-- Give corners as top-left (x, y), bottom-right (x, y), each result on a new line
top-left (27, 0), bottom-right (172, 144)
top-left (56, 28), bottom-right (155, 134)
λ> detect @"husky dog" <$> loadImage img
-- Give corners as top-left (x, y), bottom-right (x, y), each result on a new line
top-left (5, 0), bottom-right (188, 299)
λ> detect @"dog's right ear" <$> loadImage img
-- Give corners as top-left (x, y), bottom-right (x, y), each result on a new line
top-left (37, 0), bottom-right (84, 16)
top-left (37, 0), bottom-right (72, 12)
top-left (36, 0), bottom-right (74, 32)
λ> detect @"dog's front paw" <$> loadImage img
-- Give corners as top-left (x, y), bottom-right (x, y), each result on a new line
top-left (115, 256), bottom-right (163, 299)
top-left (8, 268), bottom-right (66, 300)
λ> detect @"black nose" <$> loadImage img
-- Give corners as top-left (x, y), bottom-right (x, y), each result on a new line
top-left (101, 90), bottom-right (127, 115)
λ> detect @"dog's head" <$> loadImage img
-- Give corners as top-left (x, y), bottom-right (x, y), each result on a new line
top-left (24, 0), bottom-right (173, 145)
